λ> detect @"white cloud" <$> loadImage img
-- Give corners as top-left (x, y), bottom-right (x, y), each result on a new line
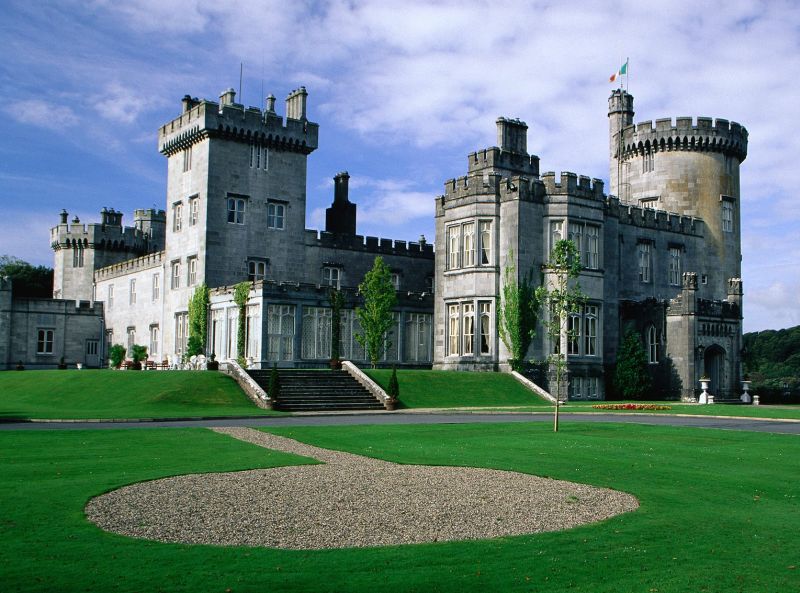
top-left (5, 99), bottom-right (79, 130)
top-left (92, 82), bottom-right (152, 124)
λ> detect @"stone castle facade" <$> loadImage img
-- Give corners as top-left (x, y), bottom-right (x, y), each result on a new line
top-left (48, 87), bottom-right (434, 370)
top-left (7, 84), bottom-right (745, 401)
top-left (434, 90), bottom-right (746, 400)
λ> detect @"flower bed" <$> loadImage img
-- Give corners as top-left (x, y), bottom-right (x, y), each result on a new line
top-left (591, 403), bottom-right (672, 411)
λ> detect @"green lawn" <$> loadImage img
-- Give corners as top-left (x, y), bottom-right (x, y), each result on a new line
top-left (2, 422), bottom-right (799, 592)
top-left (0, 370), bottom-right (276, 419)
top-left (364, 369), bottom-right (548, 407)
top-left (500, 401), bottom-right (800, 420)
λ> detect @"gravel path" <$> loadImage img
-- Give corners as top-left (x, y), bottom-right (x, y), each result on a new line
top-left (85, 427), bottom-right (638, 549)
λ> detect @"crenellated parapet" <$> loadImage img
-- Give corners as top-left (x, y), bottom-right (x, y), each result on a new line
top-left (304, 230), bottom-right (434, 258)
top-left (94, 250), bottom-right (165, 281)
top-left (621, 116), bottom-right (748, 161)
top-left (541, 172), bottom-right (605, 200)
top-left (50, 209), bottom-right (155, 254)
top-left (158, 87), bottom-right (319, 156)
top-left (466, 146), bottom-right (540, 177)
top-left (614, 202), bottom-right (703, 236)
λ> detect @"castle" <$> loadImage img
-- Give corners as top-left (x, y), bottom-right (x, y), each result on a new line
top-left (433, 90), bottom-right (746, 400)
top-left (2, 85), bottom-right (746, 401)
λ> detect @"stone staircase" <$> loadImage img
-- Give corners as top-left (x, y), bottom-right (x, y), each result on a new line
top-left (246, 369), bottom-right (385, 412)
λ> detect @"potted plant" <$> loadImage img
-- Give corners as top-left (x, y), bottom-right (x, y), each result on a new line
top-left (386, 365), bottom-right (400, 410)
top-left (130, 344), bottom-right (148, 370)
top-left (109, 344), bottom-right (126, 369)
top-left (268, 363), bottom-right (280, 409)
top-left (206, 352), bottom-right (219, 371)
top-left (76, 362), bottom-right (83, 370)
top-left (15, 360), bottom-right (24, 371)
top-left (57, 356), bottom-right (67, 370)
top-left (698, 375), bottom-right (710, 404)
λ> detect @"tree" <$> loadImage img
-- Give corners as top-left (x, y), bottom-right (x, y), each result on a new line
top-left (187, 283), bottom-right (209, 356)
top-left (355, 256), bottom-right (397, 368)
top-left (268, 363), bottom-right (281, 406)
top-left (387, 366), bottom-right (400, 402)
top-left (497, 251), bottom-right (539, 372)
top-left (108, 344), bottom-right (126, 368)
top-left (536, 239), bottom-right (585, 432)
top-left (233, 281), bottom-right (252, 366)
top-left (614, 328), bottom-right (653, 400)
top-left (0, 255), bottom-right (53, 298)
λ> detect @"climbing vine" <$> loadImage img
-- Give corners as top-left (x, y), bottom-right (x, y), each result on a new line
top-left (187, 283), bottom-right (209, 356)
top-left (233, 281), bottom-right (251, 366)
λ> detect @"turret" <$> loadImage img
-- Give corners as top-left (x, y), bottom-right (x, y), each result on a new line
top-left (608, 89), bottom-right (634, 198)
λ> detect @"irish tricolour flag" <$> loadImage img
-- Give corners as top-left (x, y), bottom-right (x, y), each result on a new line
top-left (609, 60), bottom-right (628, 83)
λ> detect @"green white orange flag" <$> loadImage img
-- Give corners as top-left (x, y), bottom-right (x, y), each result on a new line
top-left (609, 60), bottom-right (628, 83)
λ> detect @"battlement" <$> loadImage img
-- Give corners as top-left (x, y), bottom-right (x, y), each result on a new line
top-left (304, 230), bottom-right (435, 258)
top-left (541, 172), bottom-right (605, 200)
top-left (622, 116), bottom-right (748, 161)
top-left (50, 209), bottom-right (155, 254)
top-left (158, 87), bottom-right (319, 156)
top-left (466, 146), bottom-right (540, 177)
top-left (94, 250), bottom-right (165, 281)
top-left (615, 201), bottom-right (703, 236)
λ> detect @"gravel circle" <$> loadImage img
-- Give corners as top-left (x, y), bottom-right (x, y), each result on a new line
top-left (85, 427), bottom-right (638, 549)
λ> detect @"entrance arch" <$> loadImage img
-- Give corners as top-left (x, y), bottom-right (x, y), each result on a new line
top-left (704, 345), bottom-right (726, 397)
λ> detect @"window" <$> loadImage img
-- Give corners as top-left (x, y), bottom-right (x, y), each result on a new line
top-left (584, 305), bottom-right (598, 356)
top-left (301, 306), bottom-right (332, 359)
top-left (479, 301), bottom-right (492, 355)
top-left (638, 242), bottom-right (651, 283)
top-left (187, 256), bottom-right (197, 286)
top-left (149, 325), bottom-right (160, 358)
top-left (389, 273), bottom-right (400, 290)
top-left (570, 376), bottom-right (600, 400)
top-left (129, 279), bottom-right (136, 305)
top-left (189, 197), bottom-right (199, 226)
top-left (127, 327), bottom-right (135, 352)
top-left (585, 226), bottom-right (599, 269)
top-left (86, 340), bottom-right (98, 357)
top-left (152, 273), bottom-right (160, 301)
top-left (322, 266), bottom-right (340, 289)
top-left (462, 222), bottom-right (475, 267)
top-left (182, 146), bottom-right (192, 172)
top-left (668, 247), bottom-right (682, 286)
top-left (171, 260), bottom-right (181, 290)
top-left (250, 143), bottom-right (269, 170)
top-left (246, 304), bottom-right (261, 359)
top-left (479, 221), bottom-right (492, 265)
top-left (642, 150), bottom-right (654, 173)
top-left (722, 200), bottom-right (734, 233)
top-left (647, 325), bottom-right (659, 364)
top-left (105, 330), bottom-right (113, 353)
top-left (175, 313), bottom-right (188, 356)
top-left (462, 303), bottom-right (475, 355)
top-left (173, 202), bottom-right (183, 232)
top-left (107, 285), bottom-right (114, 309)
top-left (248, 260), bottom-right (266, 282)
top-left (448, 304), bottom-right (460, 356)
top-left (227, 197), bottom-right (246, 224)
top-left (404, 313), bottom-right (432, 362)
top-left (267, 203), bottom-right (285, 229)
top-left (447, 225), bottom-right (460, 270)
top-left (72, 244), bottom-right (84, 267)
top-left (267, 304), bottom-right (296, 361)
top-left (569, 222), bottom-right (600, 269)
top-left (37, 329), bottom-right (54, 354)
top-left (567, 312), bottom-right (581, 355)
top-left (550, 220), bottom-right (563, 253)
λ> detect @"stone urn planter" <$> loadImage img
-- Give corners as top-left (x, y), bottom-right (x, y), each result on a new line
top-left (698, 377), bottom-right (710, 404)
top-left (741, 380), bottom-right (752, 403)
top-left (76, 362), bottom-right (83, 370)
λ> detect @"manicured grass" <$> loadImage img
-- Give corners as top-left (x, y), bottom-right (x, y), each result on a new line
top-left (500, 401), bottom-right (800, 420)
top-left (3, 422), bottom-right (799, 592)
top-left (364, 369), bottom-right (548, 407)
top-left (0, 370), bottom-right (277, 419)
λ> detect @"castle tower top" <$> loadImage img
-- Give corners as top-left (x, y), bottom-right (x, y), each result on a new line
top-left (608, 89), bottom-right (634, 123)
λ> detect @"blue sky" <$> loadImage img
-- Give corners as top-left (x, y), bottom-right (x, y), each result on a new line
top-left (1, 0), bottom-right (798, 332)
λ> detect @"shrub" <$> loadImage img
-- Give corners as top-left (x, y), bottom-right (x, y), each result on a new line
top-left (614, 329), bottom-right (652, 400)
top-left (387, 366), bottom-right (400, 401)
top-left (108, 344), bottom-right (126, 368)
top-left (130, 344), bottom-right (148, 363)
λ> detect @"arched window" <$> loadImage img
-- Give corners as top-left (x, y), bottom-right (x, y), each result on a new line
top-left (647, 325), bottom-right (658, 364)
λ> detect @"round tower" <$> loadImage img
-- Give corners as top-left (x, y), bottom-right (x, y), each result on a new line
top-left (609, 92), bottom-right (748, 298)
top-left (607, 89), bottom-right (634, 198)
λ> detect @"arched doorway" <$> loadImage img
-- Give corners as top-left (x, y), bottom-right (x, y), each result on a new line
top-left (704, 345), bottom-right (726, 397)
